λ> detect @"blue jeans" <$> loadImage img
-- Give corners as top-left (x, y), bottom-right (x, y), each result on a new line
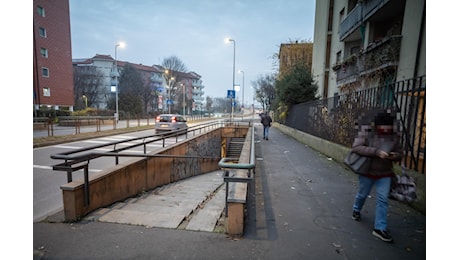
top-left (352, 175), bottom-right (392, 231)
top-left (263, 126), bottom-right (270, 138)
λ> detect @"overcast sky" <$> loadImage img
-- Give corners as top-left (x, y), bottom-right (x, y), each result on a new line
top-left (68, 0), bottom-right (316, 104)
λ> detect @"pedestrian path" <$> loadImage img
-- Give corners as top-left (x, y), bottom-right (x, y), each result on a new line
top-left (84, 170), bottom-right (226, 232)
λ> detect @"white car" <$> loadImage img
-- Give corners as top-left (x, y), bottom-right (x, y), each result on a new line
top-left (154, 114), bottom-right (188, 133)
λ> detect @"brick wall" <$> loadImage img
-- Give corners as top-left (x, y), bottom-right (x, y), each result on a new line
top-left (33, 0), bottom-right (74, 108)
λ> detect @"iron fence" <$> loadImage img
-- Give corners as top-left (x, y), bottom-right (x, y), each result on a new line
top-left (283, 75), bottom-right (426, 174)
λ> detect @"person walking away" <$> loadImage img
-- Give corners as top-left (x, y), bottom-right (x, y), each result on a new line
top-left (261, 112), bottom-right (272, 140)
top-left (351, 111), bottom-right (402, 243)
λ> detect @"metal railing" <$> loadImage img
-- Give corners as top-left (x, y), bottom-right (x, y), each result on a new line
top-left (283, 76), bottom-right (426, 174)
top-left (218, 124), bottom-right (255, 217)
top-left (34, 114), bottom-right (228, 137)
top-left (50, 121), bottom-right (233, 206)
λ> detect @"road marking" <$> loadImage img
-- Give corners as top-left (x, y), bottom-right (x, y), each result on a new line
top-left (33, 165), bottom-right (53, 170)
top-left (33, 164), bottom-right (102, 172)
top-left (100, 136), bottom-right (137, 141)
top-left (83, 140), bottom-right (108, 144)
top-left (53, 145), bottom-right (82, 149)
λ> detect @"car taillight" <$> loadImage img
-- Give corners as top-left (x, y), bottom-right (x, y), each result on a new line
top-left (155, 116), bottom-right (160, 122)
top-left (171, 116), bottom-right (176, 123)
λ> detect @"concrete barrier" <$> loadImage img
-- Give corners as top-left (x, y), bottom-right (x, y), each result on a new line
top-left (225, 129), bottom-right (252, 236)
top-left (60, 129), bottom-right (223, 221)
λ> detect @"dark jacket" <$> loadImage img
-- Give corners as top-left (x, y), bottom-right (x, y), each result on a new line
top-left (261, 114), bottom-right (272, 127)
top-left (352, 135), bottom-right (402, 178)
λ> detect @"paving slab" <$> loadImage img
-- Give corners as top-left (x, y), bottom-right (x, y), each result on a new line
top-left (98, 209), bottom-right (186, 229)
top-left (186, 186), bottom-right (226, 232)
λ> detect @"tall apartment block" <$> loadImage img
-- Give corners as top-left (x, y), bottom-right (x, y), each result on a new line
top-left (312, 0), bottom-right (426, 99)
top-left (33, 0), bottom-right (74, 112)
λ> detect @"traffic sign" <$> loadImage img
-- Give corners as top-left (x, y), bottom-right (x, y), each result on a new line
top-left (167, 99), bottom-right (173, 105)
top-left (227, 90), bottom-right (235, 99)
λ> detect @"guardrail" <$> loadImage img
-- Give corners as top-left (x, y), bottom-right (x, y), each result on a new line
top-left (218, 124), bottom-right (255, 236)
top-left (50, 121), bottom-right (227, 207)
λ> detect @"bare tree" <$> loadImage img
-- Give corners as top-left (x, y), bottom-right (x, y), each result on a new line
top-left (252, 73), bottom-right (276, 112)
top-left (161, 56), bottom-right (188, 112)
top-left (73, 66), bottom-right (105, 110)
top-left (206, 96), bottom-right (213, 112)
top-left (119, 63), bottom-right (144, 117)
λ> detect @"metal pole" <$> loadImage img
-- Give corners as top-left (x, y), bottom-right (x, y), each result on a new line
top-left (115, 44), bottom-right (119, 124)
top-left (182, 83), bottom-right (186, 116)
top-left (242, 71), bottom-right (244, 112)
top-left (239, 70), bottom-right (244, 115)
top-left (168, 78), bottom-right (171, 114)
top-left (231, 39), bottom-right (236, 122)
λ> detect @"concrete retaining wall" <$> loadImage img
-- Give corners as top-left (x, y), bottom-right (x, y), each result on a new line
top-left (226, 129), bottom-right (252, 236)
top-left (61, 128), bottom-right (224, 221)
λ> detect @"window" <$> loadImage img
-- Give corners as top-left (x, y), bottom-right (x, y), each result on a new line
top-left (350, 46), bottom-right (360, 55)
top-left (43, 87), bottom-right (50, 97)
top-left (39, 27), bottom-right (46, 38)
top-left (40, 48), bottom-right (48, 58)
top-left (42, 67), bottom-right (49, 77)
top-left (37, 6), bottom-right (45, 17)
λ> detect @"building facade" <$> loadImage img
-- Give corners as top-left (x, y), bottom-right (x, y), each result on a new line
top-left (72, 56), bottom-right (205, 115)
top-left (312, 0), bottom-right (426, 99)
top-left (279, 41), bottom-right (313, 76)
top-left (189, 72), bottom-right (205, 114)
top-left (33, 0), bottom-right (74, 112)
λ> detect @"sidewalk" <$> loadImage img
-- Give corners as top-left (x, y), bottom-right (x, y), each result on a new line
top-left (33, 122), bottom-right (426, 259)
top-left (33, 119), bottom-right (155, 138)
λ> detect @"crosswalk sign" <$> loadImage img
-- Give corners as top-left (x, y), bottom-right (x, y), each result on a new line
top-left (227, 90), bottom-right (235, 99)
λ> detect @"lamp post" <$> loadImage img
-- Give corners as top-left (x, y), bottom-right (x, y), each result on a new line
top-left (168, 76), bottom-right (175, 114)
top-left (114, 42), bottom-right (125, 124)
top-left (182, 83), bottom-right (186, 116)
top-left (226, 38), bottom-right (236, 122)
top-left (164, 69), bottom-right (175, 114)
top-left (238, 70), bottom-right (244, 112)
top-left (252, 86), bottom-right (256, 121)
top-left (82, 95), bottom-right (88, 109)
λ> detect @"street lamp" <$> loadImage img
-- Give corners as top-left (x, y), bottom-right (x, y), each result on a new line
top-left (226, 37), bottom-right (236, 122)
top-left (238, 70), bottom-right (244, 112)
top-left (181, 83), bottom-right (186, 116)
top-left (168, 77), bottom-right (175, 114)
top-left (114, 42), bottom-right (125, 124)
top-left (164, 69), bottom-right (175, 114)
top-left (82, 95), bottom-right (88, 109)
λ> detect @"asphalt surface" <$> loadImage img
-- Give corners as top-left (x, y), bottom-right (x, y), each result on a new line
top-left (33, 122), bottom-right (426, 259)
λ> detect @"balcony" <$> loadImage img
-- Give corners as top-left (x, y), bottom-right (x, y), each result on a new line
top-left (192, 89), bottom-right (204, 95)
top-left (193, 96), bottom-right (204, 102)
top-left (192, 80), bottom-right (203, 87)
top-left (339, 3), bottom-right (362, 41)
top-left (333, 35), bottom-right (401, 85)
top-left (340, 0), bottom-right (391, 41)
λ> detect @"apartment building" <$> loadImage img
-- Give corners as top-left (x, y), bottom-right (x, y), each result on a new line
top-left (73, 56), bottom-right (205, 115)
top-left (188, 72), bottom-right (205, 113)
top-left (312, 0), bottom-right (426, 99)
top-left (33, 0), bottom-right (74, 112)
top-left (73, 55), bottom-right (114, 109)
top-left (279, 41), bottom-right (313, 76)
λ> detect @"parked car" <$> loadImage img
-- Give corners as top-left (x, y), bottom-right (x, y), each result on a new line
top-left (154, 114), bottom-right (188, 133)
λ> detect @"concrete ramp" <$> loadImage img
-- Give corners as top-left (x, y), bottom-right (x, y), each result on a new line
top-left (86, 171), bottom-right (226, 232)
